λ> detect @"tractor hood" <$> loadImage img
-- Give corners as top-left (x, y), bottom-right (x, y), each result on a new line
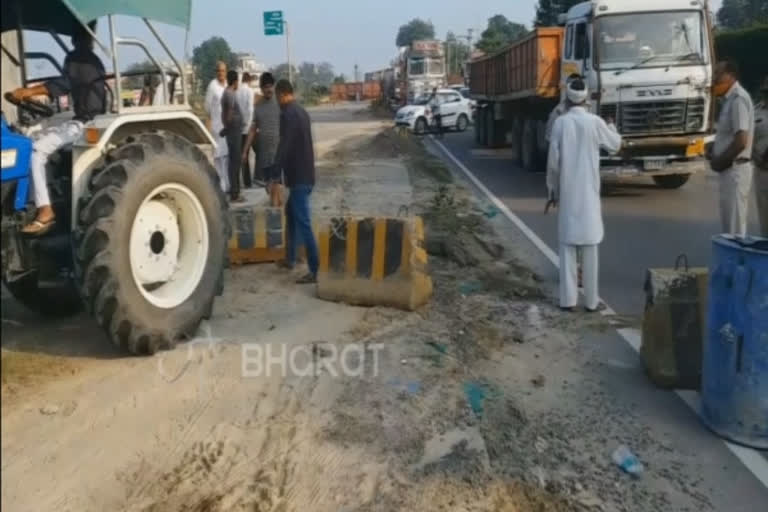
top-left (2, 0), bottom-right (192, 35)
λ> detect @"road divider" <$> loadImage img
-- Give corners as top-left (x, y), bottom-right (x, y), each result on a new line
top-left (317, 216), bottom-right (432, 310)
top-left (228, 207), bottom-right (320, 265)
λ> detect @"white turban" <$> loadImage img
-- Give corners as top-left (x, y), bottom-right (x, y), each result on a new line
top-left (566, 82), bottom-right (588, 104)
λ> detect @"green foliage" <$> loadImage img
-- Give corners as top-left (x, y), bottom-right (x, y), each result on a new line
top-left (396, 18), bottom-right (436, 47)
top-left (715, 24), bottom-right (768, 95)
top-left (191, 37), bottom-right (236, 93)
top-left (476, 15), bottom-right (528, 54)
top-left (270, 61), bottom-right (335, 100)
top-left (122, 60), bottom-right (157, 90)
top-left (333, 74), bottom-right (347, 84)
top-left (717, 0), bottom-right (768, 30)
top-left (534, 0), bottom-right (581, 27)
top-left (445, 32), bottom-right (470, 78)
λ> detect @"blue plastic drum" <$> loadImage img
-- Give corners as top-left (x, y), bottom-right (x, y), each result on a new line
top-left (701, 235), bottom-right (768, 449)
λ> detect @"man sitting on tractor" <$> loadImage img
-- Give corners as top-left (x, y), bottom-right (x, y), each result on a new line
top-left (9, 21), bottom-right (106, 235)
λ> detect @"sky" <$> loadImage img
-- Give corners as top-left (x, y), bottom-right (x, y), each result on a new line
top-left (22, 0), bottom-right (723, 80)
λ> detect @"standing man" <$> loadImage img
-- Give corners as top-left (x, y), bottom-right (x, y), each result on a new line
top-left (274, 79), bottom-right (319, 284)
top-left (10, 21), bottom-right (106, 235)
top-left (237, 72), bottom-right (255, 189)
top-left (547, 78), bottom-right (622, 312)
top-left (708, 61), bottom-right (755, 236)
top-left (427, 87), bottom-right (443, 138)
top-left (205, 61), bottom-right (229, 193)
top-left (242, 72), bottom-right (282, 205)
top-left (221, 70), bottom-right (244, 202)
top-left (753, 77), bottom-right (768, 237)
top-left (545, 73), bottom-right (582, 143)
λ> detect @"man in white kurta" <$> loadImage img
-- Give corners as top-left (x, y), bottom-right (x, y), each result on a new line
top-left (204, 62), bottom-right (229, 193)
top-left (547, 79), bottom-right (622, 311)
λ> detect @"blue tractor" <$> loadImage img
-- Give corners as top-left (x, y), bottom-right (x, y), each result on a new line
top-left (1, 0), bottom-right (229, 354)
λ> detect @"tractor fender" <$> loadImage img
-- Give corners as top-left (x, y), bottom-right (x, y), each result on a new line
top-left (71, 110), bottom-right (216, 229)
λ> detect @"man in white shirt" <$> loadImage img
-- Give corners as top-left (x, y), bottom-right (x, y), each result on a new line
top-left (753, 77), bottom-right (768, 237)
top-left (204, 61), bottom-right (229, 192)
top-left (237, 72), bottom-right (255, 188)
top-left (547, 78), bottom-right (622, 312)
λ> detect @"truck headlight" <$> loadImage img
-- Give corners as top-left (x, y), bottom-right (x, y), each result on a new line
top-left (1, 149), bottom-right (17, 169)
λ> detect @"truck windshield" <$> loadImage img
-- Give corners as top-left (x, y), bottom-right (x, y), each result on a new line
top-left (409, 58), bottom-right (426, 76)
top-left (596, 11), bottom-right (706, 71)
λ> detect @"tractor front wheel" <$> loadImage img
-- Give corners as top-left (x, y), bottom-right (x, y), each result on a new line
top-left (76, 133), bottom-right (228, 354)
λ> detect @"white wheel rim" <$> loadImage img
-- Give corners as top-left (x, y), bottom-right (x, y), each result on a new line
top-left (129, 183), bottom-right (209, 309)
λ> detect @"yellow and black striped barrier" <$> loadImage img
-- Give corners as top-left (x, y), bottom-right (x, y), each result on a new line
top-left (228, 207), bottom-right (320, 265)
top-left (316, 216), bottom-right (432, 311)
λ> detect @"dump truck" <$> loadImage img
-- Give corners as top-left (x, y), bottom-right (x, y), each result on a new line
top-left (470, 0), bottom-right (715, 188)
top-left (397, 40), bottom-right (446, 105)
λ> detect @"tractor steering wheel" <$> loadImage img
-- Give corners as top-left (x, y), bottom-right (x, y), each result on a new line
top-left (4, 92), bottom-right (55, 118)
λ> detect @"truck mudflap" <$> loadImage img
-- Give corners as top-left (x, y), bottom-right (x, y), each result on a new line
top-left (600, 157), bottom-right (707, 177)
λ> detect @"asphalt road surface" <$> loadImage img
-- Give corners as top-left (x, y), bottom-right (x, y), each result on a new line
top-left (434, 130), bottom-right (762, 316)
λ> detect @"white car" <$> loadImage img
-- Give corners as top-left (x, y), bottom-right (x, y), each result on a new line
top-left (394, 88), bottom-right (473, 134)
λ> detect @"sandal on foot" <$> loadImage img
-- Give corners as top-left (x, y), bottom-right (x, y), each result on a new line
top-left (21, 218), bottom-right (56, 236)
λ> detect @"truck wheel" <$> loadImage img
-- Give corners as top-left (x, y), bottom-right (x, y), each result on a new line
top-left (457, 114), bottom-right (469, 132)
top-left (3, 274), bottom-right (82, 317)
top-left (76, 133), bottom-right (229, 354)
top-left (414, 117), bottom-right (428, 135)
top-left (652, 174), bottom-right (691, 189)
top-left (521, 119), bottom-right (538, 172)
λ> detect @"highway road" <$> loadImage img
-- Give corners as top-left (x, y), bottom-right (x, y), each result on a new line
top-left (434, 130), bottom-right (762, 316)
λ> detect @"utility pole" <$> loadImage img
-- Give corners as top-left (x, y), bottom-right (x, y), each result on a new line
top-left (285, 21), bottom-right (292, 84)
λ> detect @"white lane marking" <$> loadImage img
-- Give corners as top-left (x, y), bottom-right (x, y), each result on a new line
top-left (430, 136), bottom-right (768, 489)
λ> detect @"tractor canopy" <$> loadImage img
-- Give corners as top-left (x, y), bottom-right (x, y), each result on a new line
top-left (1, 0), bottom-right (192, 34)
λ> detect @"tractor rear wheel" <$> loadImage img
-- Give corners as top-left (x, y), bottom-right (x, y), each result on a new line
top-left (76, 133), bottom-right (229, 354)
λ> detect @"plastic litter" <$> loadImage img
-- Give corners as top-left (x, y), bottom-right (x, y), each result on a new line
top-left (612, 445), bottom-right (644, 476)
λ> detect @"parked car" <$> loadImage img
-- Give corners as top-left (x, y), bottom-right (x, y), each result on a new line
top-left (451, 85), bottom-right (476, 120)
top-left (394, 88), bottom-right (472, 135)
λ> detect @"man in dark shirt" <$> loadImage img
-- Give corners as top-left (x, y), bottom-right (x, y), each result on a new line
top-left (10, 21), bottom-right (106, 235)
top-left (274, 79), bottom-right (318, 284)
top-left (221, 70), bottom-right (244, 202)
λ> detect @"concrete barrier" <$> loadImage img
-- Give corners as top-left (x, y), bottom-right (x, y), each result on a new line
top-left (317, 216), bottom-right (432, 311)
top-left (228, 205), bottom-right (321, 265)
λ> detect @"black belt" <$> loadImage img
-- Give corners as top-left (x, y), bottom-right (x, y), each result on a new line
top-left (735, 157), bottom-right (751, 164)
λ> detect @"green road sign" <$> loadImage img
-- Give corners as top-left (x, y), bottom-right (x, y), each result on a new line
top-left (263, 11), bottom-right (284, 36)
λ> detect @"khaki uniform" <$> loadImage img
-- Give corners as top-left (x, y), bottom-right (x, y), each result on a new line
top-left (753, 100), bottom-right (768, 237)
top-left (713, 82), bottom-right (755, 236)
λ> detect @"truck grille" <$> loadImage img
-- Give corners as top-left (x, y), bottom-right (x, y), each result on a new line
top-left (601, 99), bottom-right (705, 135)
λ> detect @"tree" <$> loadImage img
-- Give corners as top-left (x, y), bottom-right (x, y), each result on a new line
top-left (122, 60), bottom-right (157, 90)
top-left (333, 74), bottom-right (347, 84)
top-left (270, 63), bottom-right (298, 82)
top-left (395, 18), bottom-right (435, 47)
top-left (717, 0), bottom-right (768, 30)
top-left (191, 37), bottom-right (236, 92)
top-left (534, 0), bottom-right (581, 27)
top-left (445, 32), bottom-right (471, 78)
top-left (475, 15), bottom-right (528, 54)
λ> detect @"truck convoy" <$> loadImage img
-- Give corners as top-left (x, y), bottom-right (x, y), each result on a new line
top-left (397, 40), bottom-right (447, 105)
top-left (469, 0), bottom-right (715, 189)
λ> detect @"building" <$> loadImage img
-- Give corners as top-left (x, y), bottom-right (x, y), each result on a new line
top-left (234, 52), bottom-right (267, 95)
